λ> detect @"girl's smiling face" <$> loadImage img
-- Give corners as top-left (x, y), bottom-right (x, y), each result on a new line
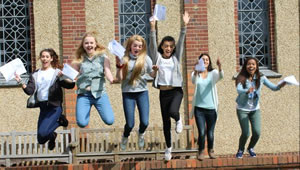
top-left (246, 59), bottom-right (257, 76)
top-left (130, 40), bottom-right (143, 56)
top-left (161, 41), bottom-right (175, 58)
top-left (40, 51), bottom-right (53, 69)
top-left (83, 36), bottom-right (96, 56)
top-left (201, 55), bottom-right (210, 69)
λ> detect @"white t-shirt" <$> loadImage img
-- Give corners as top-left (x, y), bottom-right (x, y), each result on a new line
top-left (36, 68), bottom-right (56, 102)
top-left (157, 57), bottom-right (174, 86)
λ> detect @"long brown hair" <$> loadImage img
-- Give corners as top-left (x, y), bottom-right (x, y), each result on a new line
top-left (235, 57), bottom-right (261, 89)
top-left (122, 35), bottom-right (147, 85)
top-left (39, 48), bottom-right (61, 69)
top-left (74, 32), bottom-right (106, 64)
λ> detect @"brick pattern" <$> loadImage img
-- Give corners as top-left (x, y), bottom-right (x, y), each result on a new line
top-left (60, 0), bottom-right (86, 128)
top-left (234, 0), bottom-right (239, 72)
top-left (29, 0), bottom-right (36, 72)
top-left (0, 152), bottom-right (299, 170)
top-left (183, 0), bottom-right (209, 120)
top-left (234, 0), bottom-right (276, 72)
top-left (268, 0), bottom-right (277, 71)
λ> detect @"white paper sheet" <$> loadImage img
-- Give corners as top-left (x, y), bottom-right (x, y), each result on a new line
top-left (278, 75), bottom-right (299, 86)
top-left (62, 63), bottom-right (79, 81)
top-left (151, 4), bottom-right (166, 21)
top-left (0, 58), bottom-right (27, 82)
top-left (108, 40), bottom-right (125, 61)
top-left (195, 58), bottom-right (205, 72)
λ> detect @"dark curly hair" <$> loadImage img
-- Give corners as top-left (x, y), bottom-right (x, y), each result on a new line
top-left (39, 48), bottom-right (61, 69)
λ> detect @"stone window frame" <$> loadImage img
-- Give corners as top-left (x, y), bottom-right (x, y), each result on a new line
top-left (234, 0), bottom-right (281, 78)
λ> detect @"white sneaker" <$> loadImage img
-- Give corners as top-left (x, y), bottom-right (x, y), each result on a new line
top-left (138, 132), bottom-right (145, 148)
top-left (120, 136), bottom-right (128, 151)
top-left (165, 147), bottom-right (172, 161)
top-left (175, 118), bottom-right (183, 134)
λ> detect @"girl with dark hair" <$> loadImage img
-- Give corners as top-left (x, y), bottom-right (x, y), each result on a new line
top-left (15, 48), bottom-right (75, 150)
top-left (191, 53), bottom-right (223, 160)
top-left (235, 57), bottom-right (286, 159)
top-left (115, 35), bottom-right (155, 150)
top-left (149, 11), bottom-right (190, 161)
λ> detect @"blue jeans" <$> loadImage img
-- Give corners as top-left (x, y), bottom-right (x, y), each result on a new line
top-left (37, 102), bottom-right (62, 144)
top-left (76, 92), bottom-right (114, 128)
top-left (122, 91), bottom-right (149, 137)
top-left (194, 107), bottom-right (217, 151)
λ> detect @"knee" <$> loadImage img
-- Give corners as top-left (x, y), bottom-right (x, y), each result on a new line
top-left (37, 134), bottom-right (47, 144)
top-left (253, 130), bottom-right (261, 138)
top-left (207, 130), bottom-right (215, 139)
top-left (241, 131), bottom-right (250, 139)
top-left (77, 120), bottom-right (89, 128)
top-left (142, 120), bottom-right (149, 128)
top-left (104, 117), bottom-right (114, 126)
top-left (126, 122), bottom-right (134, 130)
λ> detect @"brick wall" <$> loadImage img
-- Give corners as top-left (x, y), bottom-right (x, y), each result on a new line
top-left (183, 0), bottom-right (209, 121)
top-left (60, 0), bottom-right (86, 128)
top-left (29, 0), bottom-right (36, 72)
top-left (0, 152), bottom-right (298, 169)
top-left (268, 0), bottom-right (277, 71)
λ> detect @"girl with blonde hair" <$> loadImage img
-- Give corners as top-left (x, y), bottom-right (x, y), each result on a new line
top-left (73, 32), bottom-right (115, 128)
top-left (116, 35), bottom-right (155, 150)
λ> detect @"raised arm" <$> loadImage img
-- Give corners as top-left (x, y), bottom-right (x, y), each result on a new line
top-left (212, 58), bottom-right (224, 84)
top-left (175, 11), bottom-right (190, 61)
top-left (149, 19), bottom-right (159, 64)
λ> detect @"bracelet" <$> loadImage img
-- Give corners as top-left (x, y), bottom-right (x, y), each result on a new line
top-left (18, 79), bottom-right (25, 85)
top-left (116, 64), bottom-right (124, 69)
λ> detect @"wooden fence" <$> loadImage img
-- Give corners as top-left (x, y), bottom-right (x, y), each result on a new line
top-left (0, 125), bottom-right (197, 167)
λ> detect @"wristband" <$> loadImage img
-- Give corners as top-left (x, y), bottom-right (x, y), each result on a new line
top-left (18, 79), bottom-right (25, 85)
top-left (116, 64), bottom-right (124, 69)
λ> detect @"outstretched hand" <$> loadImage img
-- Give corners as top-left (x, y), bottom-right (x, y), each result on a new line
top-left (183, 11), bottom-right (190, 26)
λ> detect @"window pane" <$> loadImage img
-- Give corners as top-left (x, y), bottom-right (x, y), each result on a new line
top-left (238, 0), bottom-right (270, 68)
top-left (118, 0), bottom-right (151, 45)
top-left (0, 0), bottom-right (31, 73)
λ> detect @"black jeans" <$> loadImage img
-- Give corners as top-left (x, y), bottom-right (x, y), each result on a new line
top-left (159, 87), bottom-right (183, 148)
top-left (194, 107), bottom-right (217, 151)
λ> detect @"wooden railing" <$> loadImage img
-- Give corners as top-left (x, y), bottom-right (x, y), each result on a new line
top-left (0, 126), bottom-right (197, 167)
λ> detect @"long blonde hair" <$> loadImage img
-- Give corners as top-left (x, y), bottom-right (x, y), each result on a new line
top-left (73, 32), bottom-right (106, 64)
top-left (122, 35), bottom-right (147, 85)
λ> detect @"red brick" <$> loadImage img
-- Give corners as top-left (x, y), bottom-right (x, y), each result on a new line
top-left (278, 156), bottom-right (288, 164)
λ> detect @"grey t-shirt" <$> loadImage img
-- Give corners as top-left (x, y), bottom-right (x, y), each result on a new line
top-left (121, 54), bottom-right (153, 92)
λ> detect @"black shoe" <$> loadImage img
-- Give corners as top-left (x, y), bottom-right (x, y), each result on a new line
top-left (58, 114), bottom-right (68, 127)
top-left (48, 132), bottom-right (57, 150)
